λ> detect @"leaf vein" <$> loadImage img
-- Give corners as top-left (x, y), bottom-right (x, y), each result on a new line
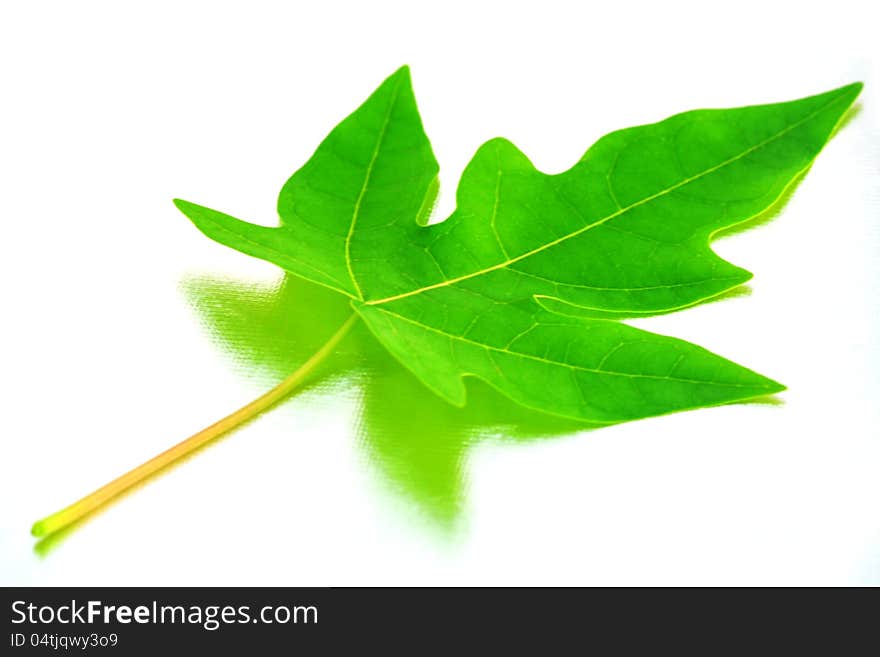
top-left (366, 94), bottom-right (844, 306)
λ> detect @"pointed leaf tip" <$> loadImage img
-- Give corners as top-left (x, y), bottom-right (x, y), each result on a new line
top-left (839, 81), bottom-right (863, 100)
top-left (815, 81), bottom-right (863, 110)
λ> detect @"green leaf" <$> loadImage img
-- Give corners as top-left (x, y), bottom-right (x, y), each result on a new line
top-left (175, 68), bottom-right (860, 424)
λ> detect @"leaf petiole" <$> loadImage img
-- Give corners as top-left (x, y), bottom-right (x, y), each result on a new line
top-left (31, 313), bottom-right (359, 538)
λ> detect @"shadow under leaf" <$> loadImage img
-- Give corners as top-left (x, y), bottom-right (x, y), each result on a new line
top-left (182, 275), bottom-right (591, 531)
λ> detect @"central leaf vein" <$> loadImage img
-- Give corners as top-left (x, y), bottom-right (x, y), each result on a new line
top-left (345, 76), bottom-right (402, 300)
top-left (367, 305), bottom-right (769, 389)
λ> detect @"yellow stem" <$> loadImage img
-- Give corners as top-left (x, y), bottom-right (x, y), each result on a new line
top-left (31, 313), bottom-right (359, 538)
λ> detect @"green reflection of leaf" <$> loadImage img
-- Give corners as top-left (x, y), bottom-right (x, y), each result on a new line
top-left (182, 274), bottom-right (591, 529)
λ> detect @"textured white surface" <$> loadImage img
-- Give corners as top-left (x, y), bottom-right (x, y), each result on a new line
top-left (1, 0), bottom-right (878, 585)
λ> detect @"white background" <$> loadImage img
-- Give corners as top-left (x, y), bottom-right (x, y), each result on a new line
top-left (1, 1), bottom-right (878, 585)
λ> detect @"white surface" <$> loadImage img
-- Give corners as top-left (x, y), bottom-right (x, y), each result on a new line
top-left (1, 0), bottom-right (878, 586)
